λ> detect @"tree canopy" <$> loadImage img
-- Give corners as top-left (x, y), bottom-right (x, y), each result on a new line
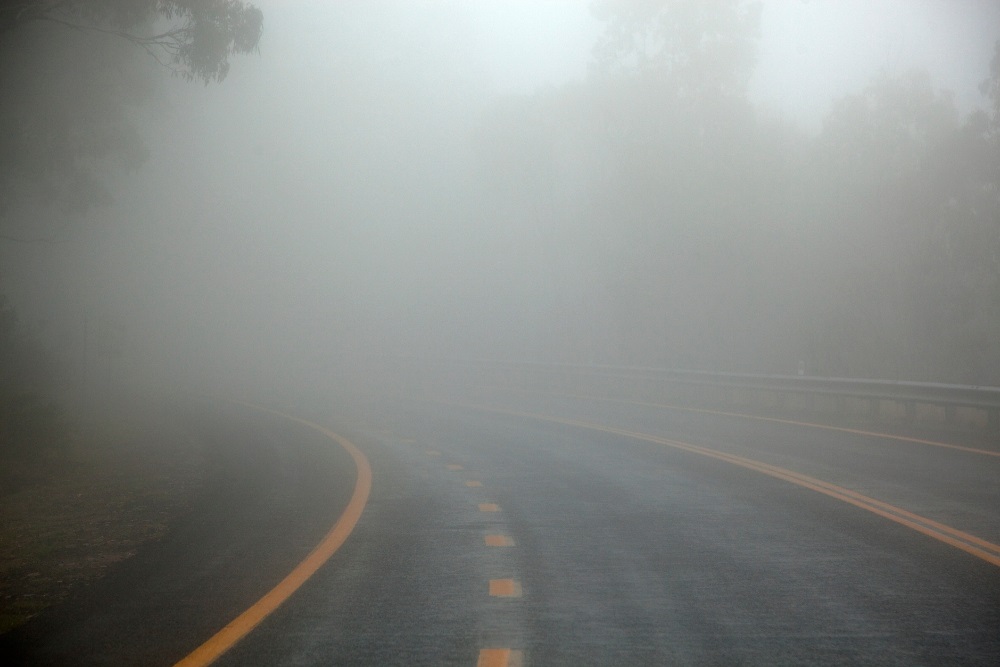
top-left (0, 0), bottom-right (262, 83)
top-left (0, 0), bottom-right (262, 241)
top-left (467, 2), bottom-right (1000, 383)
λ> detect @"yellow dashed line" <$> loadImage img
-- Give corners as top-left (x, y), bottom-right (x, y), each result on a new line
top-left (488, 579), bottom-right (522, 597)
top-left (465, 480), bottom-right (483, 487)
top-left (469, 404), bottom-right (1000, 569)
top-left (478, 648), bottom-right (524, 667)
top-left (485, 535), bottom-right (515, 547)
top-left (479, 503), bottom-right (501, 513)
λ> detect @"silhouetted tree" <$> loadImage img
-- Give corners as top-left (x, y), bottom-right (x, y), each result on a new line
top-left (0, 0), bottom-right (262, 241)
top-left (0, 0), bottom-right (262, 83)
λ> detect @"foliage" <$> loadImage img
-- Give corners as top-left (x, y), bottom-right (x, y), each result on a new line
top-left (471, 2), bottom-right (1000, 384)
top-left (981, 40), bottom-right (1000, 124)
top-left (0, 0), bottom-right (262, 239)
top-left (591, 0), bottom-right (761, 99)
top-left (0, 0), bottom-right (263, 84)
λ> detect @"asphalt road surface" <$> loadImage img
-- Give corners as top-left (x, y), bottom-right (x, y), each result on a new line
top-left (4, 389), bottom-right (1000, 665)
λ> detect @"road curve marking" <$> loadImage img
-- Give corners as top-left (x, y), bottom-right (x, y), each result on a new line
top-left (174, 406), bottom-right (373, 667)
top-left (478, 648), bottom-right (524, 667)
top-left (463, 404), bottom-right (1000, 569)
top-left (512, 388), bottom-right (1000, 458)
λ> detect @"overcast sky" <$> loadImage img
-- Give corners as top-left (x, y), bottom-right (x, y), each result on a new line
top-left (254, 1), bottom-right (1000, 132)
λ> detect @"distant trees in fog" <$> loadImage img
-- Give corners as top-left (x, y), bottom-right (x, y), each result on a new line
top-left (0, 1), bottom-right (263, 442)
top-left (473, 2), bottom-right (1000, 384)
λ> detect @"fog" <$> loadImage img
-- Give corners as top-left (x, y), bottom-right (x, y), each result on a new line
top-left (3, 0), bottom-right (1000, 410)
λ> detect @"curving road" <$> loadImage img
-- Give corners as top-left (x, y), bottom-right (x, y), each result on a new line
top-left (4, 390), bottom-right (1000, 665)
top-left (221, 389), bottom-right (1000, 665)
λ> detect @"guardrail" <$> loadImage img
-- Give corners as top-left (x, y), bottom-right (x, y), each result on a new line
top-left (414, 359), bottom-right (1000, 431)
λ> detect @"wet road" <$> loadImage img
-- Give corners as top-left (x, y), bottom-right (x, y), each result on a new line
top-left (5, 392), bottom-right (1000, 665)
top-left (222, 392), bottom-right (1000, 665)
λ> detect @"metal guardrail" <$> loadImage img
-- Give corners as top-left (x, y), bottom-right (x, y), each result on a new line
top-left (586, 366), bottom-right (1000, 410)
top-left (418, 358), bottom-right (1000, 429)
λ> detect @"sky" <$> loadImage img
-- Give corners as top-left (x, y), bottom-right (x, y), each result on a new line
top-left (751, 0), bottom-right (1000, 128)
top-left (251, 1), bottom-right (1000, 132)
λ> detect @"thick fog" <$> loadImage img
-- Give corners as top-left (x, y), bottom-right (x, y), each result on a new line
top-left (3, 0), bottom-right (1000, 408)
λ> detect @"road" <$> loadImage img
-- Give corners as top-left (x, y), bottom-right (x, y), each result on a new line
top-left (5, 389), bottom-right (1000, 665)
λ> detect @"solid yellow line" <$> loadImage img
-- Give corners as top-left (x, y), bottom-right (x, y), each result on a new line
top-left (525, 389), bottom-right (1000, 458)
top-left (485, 535), bottom-right (515, 547)
top-left (467, 404), bottom-right (1000, 569)
top-left (174, 408), bottom-right (373, 667)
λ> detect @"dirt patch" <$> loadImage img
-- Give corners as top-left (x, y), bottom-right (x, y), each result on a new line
top-left (0, 406), bottom-right (205, 634)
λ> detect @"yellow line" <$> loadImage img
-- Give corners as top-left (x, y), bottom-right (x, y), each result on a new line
top-left (478, 648), bottom-right (524, 667)
top-left (515, 388), bottom-right (1000, 458)
top-left (466, 404), bottom-right (1000, 569)
top-left (447, 463), bottom-right (464, 470)
top-left (465, 480), bottom-right (483, 487)
top-left (485, 535), bottom-right (515, 547)
top-left (174, 407), bottom-right (373, 667)
top-left (479, 503), bottom-right (501, 512)
top-left (489, 579), bottom-right (522, 597)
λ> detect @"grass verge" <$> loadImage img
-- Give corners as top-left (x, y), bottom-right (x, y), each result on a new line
top-left (0, 406), bottom-right (205, 633)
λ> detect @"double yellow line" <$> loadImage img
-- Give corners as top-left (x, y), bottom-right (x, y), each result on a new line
top-left (467, 404), bottom-right (1000, 569)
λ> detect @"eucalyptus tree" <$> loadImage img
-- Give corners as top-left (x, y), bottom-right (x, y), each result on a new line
top-left (0, 0), bottom-right (263, 242)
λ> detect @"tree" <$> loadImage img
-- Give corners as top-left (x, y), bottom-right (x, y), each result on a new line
top-left (576, 0), bottom-right (782, 368)
top-left (0, 0), bottom-right (263, 241)
top-left (0, 0), bottom-right (263, 84)
top-left (981, 40), bottom-right (1000, 126)
top-left (591, 0), bottom-right (761, 100)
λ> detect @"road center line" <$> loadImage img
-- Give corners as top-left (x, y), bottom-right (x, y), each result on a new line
top-left (465, 480), bottom-right (483, 487)
top-left (461, 404), bottom-right (1000, 569)
top-left (485, 535), bottom-right (515, 547)
top-left (478, 648), bottom-right (524, 667)
top-left (479, 503), bottom-right (501, 512)
top-left (489, 579), bottom-right (522, 597)
top-left (174, 406), bottom-right (372, 667)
